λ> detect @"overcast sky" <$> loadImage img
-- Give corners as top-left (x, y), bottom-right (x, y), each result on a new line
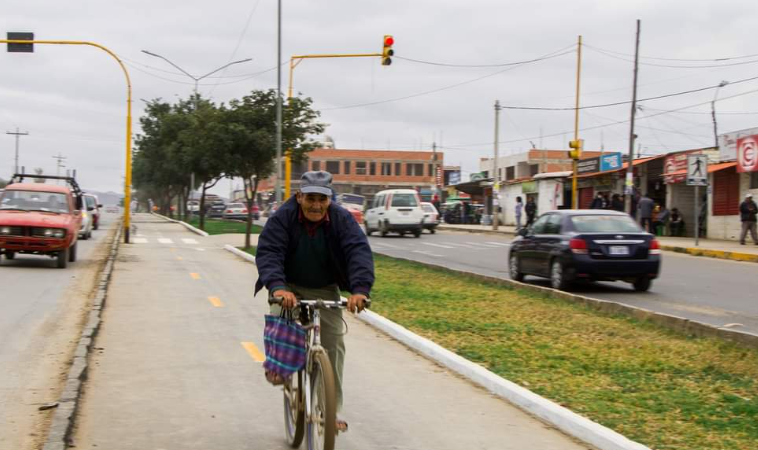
top-left (2, 0), bottom-right (758, 196)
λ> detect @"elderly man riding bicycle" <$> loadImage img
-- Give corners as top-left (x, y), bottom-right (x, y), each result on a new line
top-left (255, 170), bottom-right (374, 434)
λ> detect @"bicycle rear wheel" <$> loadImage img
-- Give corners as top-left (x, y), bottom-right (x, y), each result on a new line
top-left (306, 351), bottom-right (337, 450)
top-left (283, 370), bottom-right (305, 447)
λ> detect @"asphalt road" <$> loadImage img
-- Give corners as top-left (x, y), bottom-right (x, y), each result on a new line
top-left (368, 229), bottom-right (758, 335)
top-left (0, 212), bottom-right (117, 450)
top-left (73, 215), bottom-right (590, 450)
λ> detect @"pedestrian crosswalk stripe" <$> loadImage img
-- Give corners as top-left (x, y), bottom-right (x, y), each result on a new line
top-left (133, 237), bottom-right (148, 244)
top-left (485, 242), bottom-right (511, 247)
top-left (158, 238), bottom-right (174, 244)
top-left (442, 242), bottom-right (475, 248)
top-left (422, 242), bottom-right (455, 249)
top-left (466, 241), bottom-right (500, 248)
top-left (182, 238), bottom-right (198, 244)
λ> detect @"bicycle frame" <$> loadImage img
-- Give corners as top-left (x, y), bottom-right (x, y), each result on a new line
top-left (298, 300), bottom-right (338, 423)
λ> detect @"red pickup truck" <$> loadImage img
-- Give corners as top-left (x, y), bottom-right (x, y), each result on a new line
top-left (0, 175), bottom-right (83, 268)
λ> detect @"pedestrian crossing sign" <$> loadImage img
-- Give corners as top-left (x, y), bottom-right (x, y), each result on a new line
top-left (686, 154), bottom-right (708, 186)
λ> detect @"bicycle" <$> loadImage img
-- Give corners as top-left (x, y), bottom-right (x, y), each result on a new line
top-left (269, 296), bottom-right (370, 450)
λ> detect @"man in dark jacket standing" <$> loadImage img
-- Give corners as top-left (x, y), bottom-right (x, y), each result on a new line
top-left (255, 171), bottom-right (374, 431)
top-left (637, 193), bottom-right (654, 232)
top-left (739, 193), bottom-right (758, 245)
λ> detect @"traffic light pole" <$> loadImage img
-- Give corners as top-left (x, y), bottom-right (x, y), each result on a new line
top-left (284, 52), bottom-right (384, 198)
top-left (2, 38), bottom-right (134, 244)
top-left (571, 36), bottom-right (582, 210)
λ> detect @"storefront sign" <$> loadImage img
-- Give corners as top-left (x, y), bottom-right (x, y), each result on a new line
top-left (719, 126), bottom-right (758, 161)
top-left (600, 152), bottom-right (622, 171)
top-left (664, 149), bottom-right (701, 184)
top-left (577, 157), bottom-right (599, 174)
top-left (522, 181), bottom-right (538, 193)
top-left (448, 171), bottom-right (461, 185)
top-left (737, 134), bottom-right (758, 173)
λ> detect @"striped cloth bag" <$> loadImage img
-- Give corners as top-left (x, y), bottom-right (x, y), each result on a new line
top-left (262, 310), bottom-right (307, 378)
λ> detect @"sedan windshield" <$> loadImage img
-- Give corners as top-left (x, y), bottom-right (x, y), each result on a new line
top-left (0, 190), bottom-right (70, 213)
top-left (570, 215), bottom-right (642, 233)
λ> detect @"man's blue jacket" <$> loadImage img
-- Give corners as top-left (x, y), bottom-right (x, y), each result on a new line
top-left (254, 196), bottom-right (375, 297)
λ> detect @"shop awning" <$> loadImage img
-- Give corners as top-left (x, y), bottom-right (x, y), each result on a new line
top-left (663, 161), bottom-right (737, 179)
top-left (576, 155), bottom-right (665, 179)
top-left (452, 178), bottom-right (493, 196)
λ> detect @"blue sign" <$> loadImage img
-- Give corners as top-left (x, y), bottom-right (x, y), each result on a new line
top-left (600, 153), bottom-right (622, 171)
top-left (448, 171), bottom-right (461, 185)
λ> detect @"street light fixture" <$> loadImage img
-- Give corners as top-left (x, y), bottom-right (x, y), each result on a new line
top-left (711, 80), bottom-right (729, 149)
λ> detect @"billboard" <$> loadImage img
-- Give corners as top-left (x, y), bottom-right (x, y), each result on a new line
top-left (600, 152), bottom-right (622, 171)
top-left (719, 126), bottom-right (758, 161)
top-left (736, 134), bottom-right (758, 173)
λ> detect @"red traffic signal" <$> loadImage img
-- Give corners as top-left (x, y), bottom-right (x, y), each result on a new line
top-left (382, 34), bottom-right (394, 66)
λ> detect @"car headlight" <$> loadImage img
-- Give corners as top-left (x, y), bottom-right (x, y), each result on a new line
top-left (0, 226), bottom-right (10, 235)
top-left (52, 229), bottom-right (66, 238)
top-left (82, 211), bottom-right (88, 218)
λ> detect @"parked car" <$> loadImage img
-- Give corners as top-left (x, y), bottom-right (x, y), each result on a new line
top-left (508, 210), bottom-right (661, 292)
top-left (364, 189), bottom-right (425, 238)
top-left (337, 193), bottom-right (365, 225)
top-left (0, 175), bottom-right (83, 268)
top-left (79, 208), bottom-right (93, 240)
top-left (207, 200), bottom-right (226, 218)
top-left (187, 200), bottom-right (200, 215)
top-left (222, 203), bottom-right (249, 220)
top-left (84, 194), bottom-right (102, 230)
top-left (420, 202), bottom-right (440, 233)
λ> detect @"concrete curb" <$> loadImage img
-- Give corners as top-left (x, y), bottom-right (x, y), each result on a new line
top-left (221, 244), bottom-right (652, 450)
top-left (42, 224), bottom-right (122, 450)
top-left (355, 310), bottom-right (652, 450)
top-left (150, 212), bottom-right (209, 237)
top-left (223, 244), bottom-right (255, 263)
top-left (661, 245), bottom-right (758, 264)
top-left (438, 224), bottom-right (515, 237)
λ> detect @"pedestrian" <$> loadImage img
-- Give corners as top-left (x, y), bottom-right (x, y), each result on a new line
top-left (637, 192), bottom-right (654, 232)
top-left (255, 170), bottom-right (374, 433)
top-left (610, 194), bottom-right (624, 212)
top-left (525, 197), bottom-right (537, 227)
top-left (656, 205), bottom-right (670, 236)
top-left (739, 193), bottom-right (758, 245)
top-left (590, 193), bottom-right (606, 209)
top-left (670, 207), bottom-right (685, 236)
top-left (514, 196), bottom-right (523, 229)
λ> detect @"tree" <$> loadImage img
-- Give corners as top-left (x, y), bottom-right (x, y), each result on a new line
top-left (223, 89), bottom-right (325, 249)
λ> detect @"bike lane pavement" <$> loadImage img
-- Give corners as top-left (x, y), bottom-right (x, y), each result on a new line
top-left (72, 216), bottom-right (593, 450)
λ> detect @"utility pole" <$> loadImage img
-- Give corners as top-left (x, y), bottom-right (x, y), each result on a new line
top-left (625, 19), bottom-right (641, 215)
top-left (711, 81), bottom-right (729, 149)
top-left (6, 128), bottom-right (29, 173)
top-left (52, 153), bottom-right (67, 180)
top-left (570, 35), bottom-right (583, 210)
top-left (493, 100), bottom-right (501, 230)
top-left (275, 0), bottom-right (283, 205)
top-left (432, 141), bottom-right (439, 196)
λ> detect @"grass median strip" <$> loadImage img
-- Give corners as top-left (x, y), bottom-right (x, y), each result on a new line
top-left (187, 217), bottom-right (262, 235)
top-left (371, 254), bottom-right (758, 450)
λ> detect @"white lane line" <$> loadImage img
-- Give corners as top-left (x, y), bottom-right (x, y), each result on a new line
top-left (133, 237), bottom-right (148, 244)
top-left (374, 242), bottom-right (400, 249)
top-left (158, 238), bottom-right (174, 244)
top-left (182, 238), bottom-right (198, 244)
top-left (422, 242), bottom-right (455, 249)
top-left (466, 241), bottom-right (501, 248)
top-left (412, 250), bottom-right (444, 257)
top-left (195, 248), bottom-right (206, 252)
top-left (441, 242), bottom-right (475, 248)
top-left (486, 241), bottom-right (511, 247)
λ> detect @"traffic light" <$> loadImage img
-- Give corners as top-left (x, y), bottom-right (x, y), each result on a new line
top-left (382, 35), bottom-right (394, 66)
top-left (568, 139), bottom-right (583, 160)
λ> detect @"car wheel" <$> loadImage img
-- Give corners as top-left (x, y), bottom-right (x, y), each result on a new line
top-left (93, 221), bottom-right (99, 230)
top-left (380, 222), bottom-right (389, 237)
top-left (633, 276), bottom-right (652, 292)
top-left (69, 242), bottom-right (77, 262)
top-left (4, 251), bottom-right (15, 261)
top-left (413, 229), bottom-right (421, 238)
top-left (430, 228), bottom-right (436, 234)
top-left (88, 230), bottom-right (93, 239)
top-left (509, 253), bottom-right (525, 282)
top-left (550, 259), bottom-right (569, 290)
top-left (81, 231), bottom-right (89, 240)
top-left (364, 222), bottom-right (373, 236)
top-left (56, 248), bottom-right (69, 269)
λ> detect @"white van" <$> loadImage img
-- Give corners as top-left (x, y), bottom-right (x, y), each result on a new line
top-left (365, 189), bottom-right (425, 237)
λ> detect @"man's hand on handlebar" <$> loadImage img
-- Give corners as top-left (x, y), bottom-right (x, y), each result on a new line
top-left (347, 293), bottom-right (368, 314)
top-left (273, 289), bottom-right (298, 309)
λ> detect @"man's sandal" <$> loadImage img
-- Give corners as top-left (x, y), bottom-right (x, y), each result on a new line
top-left (265, 370), bottom-right (286, 386)
top-left (336, 418), bottom-right (348, 434)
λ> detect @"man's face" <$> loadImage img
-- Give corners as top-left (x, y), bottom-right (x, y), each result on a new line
top-left (297, 192), bottom-right (331, 222)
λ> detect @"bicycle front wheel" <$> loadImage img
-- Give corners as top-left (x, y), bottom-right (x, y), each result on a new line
top-left (306, 351), bottom-right (337, 450)
top-left (283, 370), bottom-right (305, 448)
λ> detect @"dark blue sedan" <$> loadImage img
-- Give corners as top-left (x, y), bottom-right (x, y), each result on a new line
top-left (508, 210), bottom-right (661, 292)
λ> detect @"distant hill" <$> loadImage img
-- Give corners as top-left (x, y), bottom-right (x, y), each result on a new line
top-left (83, 190), bottom-right (123, 206)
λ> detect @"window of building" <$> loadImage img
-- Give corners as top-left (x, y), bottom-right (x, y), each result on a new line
top-left (356, 161), bottom-right (367, 175)
top-left (712, 168), bottom-right (740, 216)
top-left (498, 168), bottom-right (503, 181)
top-left (408, 163), bottom-right (424, 176)
top-left (344, 161), bottom-right (351, 175)
top-left (381, 162), bottom-right (392, 176)
top-left (395, 163), bottom-right (402, 176)
top-left (311, 160), bottom-right (320, 171)
top-left (325, 161), bottom-right (340, 174)
top-left (370, 162), bottom-right (376, 176)
top-left (751, 171), bottom-right (758, 189)
top-left (530, 164), bottom-right (540, 176)
top-left (428, 164), bottom-right (434, 177)
top-left (506, 166), bottom-right (515, 180)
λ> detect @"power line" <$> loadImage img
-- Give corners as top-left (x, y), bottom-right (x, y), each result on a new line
top-left (586, 45), bottom-right (758, 69)
top-left (125, 61), bottom-right (279, 87)
top-left (584, 43), bottom-right (758, 62)
top-left (394, 44), bottom-right (577, 68)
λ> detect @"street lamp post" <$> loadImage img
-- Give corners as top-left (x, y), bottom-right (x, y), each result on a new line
top-left (711, 80), bottom-right (729, 149)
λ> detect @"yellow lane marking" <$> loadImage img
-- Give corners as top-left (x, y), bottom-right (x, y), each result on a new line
top-left (241, 342), bottom-right (265, 362)
top-left (208, 296), bottom-right (224, 307)
top-left (176, 256), bottom-right (183, 261)
top-left (190, 272), bottom-right (201, 280)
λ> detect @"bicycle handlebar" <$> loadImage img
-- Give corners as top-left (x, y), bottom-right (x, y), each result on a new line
top-left (268, 296), bottom-right (371, 309)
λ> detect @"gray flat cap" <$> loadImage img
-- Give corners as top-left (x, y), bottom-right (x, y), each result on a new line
top-left (300, 171), bottom-right (333, 196)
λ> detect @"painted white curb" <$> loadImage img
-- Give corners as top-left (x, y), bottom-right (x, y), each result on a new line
top-left (224, 244), bottom-right (256, 264)
top-left (151, 212), bottom-right (209, 237)
top-left (355, 310), bottom-right (652, 450)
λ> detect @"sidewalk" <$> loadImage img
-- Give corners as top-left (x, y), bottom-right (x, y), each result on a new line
top-left (438, 223), bottom-right (758, 263)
